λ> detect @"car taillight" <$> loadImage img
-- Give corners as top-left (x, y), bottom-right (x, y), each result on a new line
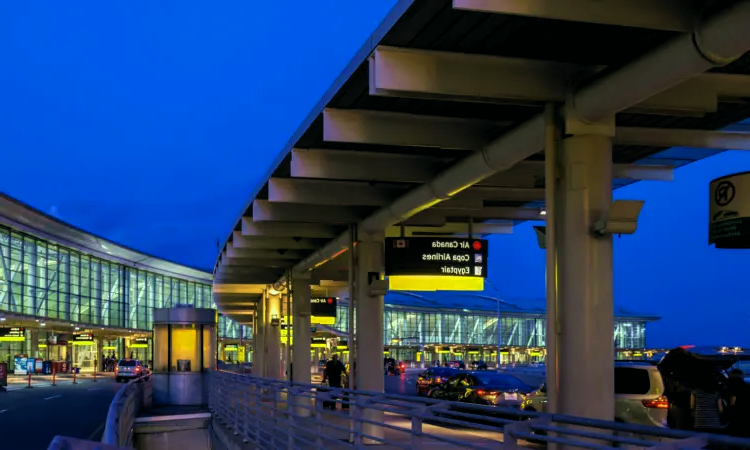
top-left (435, 377), bottom-right (441, 383)
top-left (642, 395), bottom-right (669, 409)
top-left (135, 367), bottom-right (141, 372)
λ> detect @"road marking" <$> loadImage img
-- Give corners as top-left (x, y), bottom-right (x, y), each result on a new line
top-left (44, 394), bottom-right (62, 400)
top-left (88, 388), bottom-right (101, 391)
top-left (87, 422), bottom-right (106, 441)
top-left (0, 409), bottom-right (8, 413)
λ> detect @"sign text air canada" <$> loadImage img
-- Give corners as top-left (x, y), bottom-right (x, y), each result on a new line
top-left (431, 240), bottom-right (473, 249)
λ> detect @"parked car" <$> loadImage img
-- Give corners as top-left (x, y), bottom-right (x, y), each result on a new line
top-left (115, 359), bottom-right (149, 383)
top-left (428, 372), bottom-right (535, 417)
top-left (416, 367), bottom-right (459, 396)
top-left (470, 360), bottom-right (488, 370)
top-left (522, 361), bottom-right (668, 428)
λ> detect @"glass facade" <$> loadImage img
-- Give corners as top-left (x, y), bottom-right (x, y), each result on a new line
top-left (335, 305), bottom-right (647, 349)
top-left (0, 225), bottom-right (250, 340)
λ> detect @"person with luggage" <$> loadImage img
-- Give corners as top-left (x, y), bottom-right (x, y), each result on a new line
top-left (322, 354), bottom-right (347, 410)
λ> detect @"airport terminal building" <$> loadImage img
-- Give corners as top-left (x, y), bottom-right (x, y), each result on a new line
top-left (333, 292), bottom-right (657, 365)
top-left (0, 194), bottom-right (250, 372)
top-left (0, 192), bottom-right (657, 371)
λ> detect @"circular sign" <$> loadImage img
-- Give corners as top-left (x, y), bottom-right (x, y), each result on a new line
top-left (472, 241), bottom-right (482, 251)
top-left (715, 180), bottom-right (736, 207)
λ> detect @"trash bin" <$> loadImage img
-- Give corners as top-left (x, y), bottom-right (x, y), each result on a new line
top-left (74, 367), bottom-right (80, 374)
top-left (176, 359), bottom-right (191, 372)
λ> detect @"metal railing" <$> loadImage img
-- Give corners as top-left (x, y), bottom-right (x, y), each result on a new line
top-left (209, 370), bottom-right (750, 449)
top-left (101, 375), bottom-right (153, 448)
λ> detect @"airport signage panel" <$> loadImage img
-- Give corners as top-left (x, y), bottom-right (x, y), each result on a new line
top-left (0, 327), bottom-right (25, 342)
top-left (709, 172), bottom-right (750, 248)
top-left (384, 237), bottom-right (488, 277)
top-left (73, 333), bottom-right (94, 342)
top-left (311, 297), bottom-right (337, 320)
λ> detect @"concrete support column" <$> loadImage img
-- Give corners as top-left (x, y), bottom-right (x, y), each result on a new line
top-left (265, 290), bottom-right (282, 379)
top-left (292, 277), bottom-right (312, 416)
top-left (29, 329), bottom-right (39, 359)
top-left (355, 236), bottom-right (385, 441)
top-left (554, 133), bottom-right (615, 421)
top-left (255, 294), bottom-right (266, 377)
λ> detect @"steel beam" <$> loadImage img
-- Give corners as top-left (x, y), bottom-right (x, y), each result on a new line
top-left (452, 0), bottom-right (697, 31)
top-left (220, 310), bottom-right (255, 315)
top-left (224, 247), bottom-right (311, 260)
top-left (241, 219), bottom-right (340, 238)
top-left (231, 232), bottom-right (324, 250)
top-left (212, 284), bottom-right (266, 295)
top-left (411, 207), bottom-right (546, 222)
top-left (385, 223), bottom-right (513, 236)
top-left (214, 271), bottom-right (282, 284)
top-left (323, 108), bottom-right (506, 150)
top-left (369, 46), bottom-right (719, 116)
top-left (252, 200), bottom-right (368, 224)
top-left (268, 177), bottom-right (406, 206)
top-left (292, 148), bottom-right (673, 184)
top-left (615, 127), bottom-right (750, 151)
top-left (217, 259), bottom-right (296, 270)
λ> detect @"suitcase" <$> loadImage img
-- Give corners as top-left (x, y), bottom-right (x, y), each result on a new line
top-left (317, 382), bottom-right (337, 410)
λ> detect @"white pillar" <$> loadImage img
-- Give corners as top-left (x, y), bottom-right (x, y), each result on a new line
top-left (292, 277), bottom-right (312, 416)
top-left (355, 237), bottom-right (385, 441)
top-left (265, 290), bottom-right (282, 380)
top-left (255, 294), bottom-right (266, 377)
top-left (555, 134), bottom-right (615, 421)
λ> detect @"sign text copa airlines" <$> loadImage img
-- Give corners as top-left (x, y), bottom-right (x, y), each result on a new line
top-left (384, 237), bottom-right (488, 278)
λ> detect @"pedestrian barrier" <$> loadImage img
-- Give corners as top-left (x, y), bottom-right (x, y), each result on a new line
top-left (101, 375), bottom-right (153, 448)
top-left (209, 370), bottom-right (750, 449)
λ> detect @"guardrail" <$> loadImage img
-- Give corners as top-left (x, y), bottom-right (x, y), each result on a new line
top-left (101, 374), bottom-right (153, 448)
top-left (209, 370), bottom-right (750, 449)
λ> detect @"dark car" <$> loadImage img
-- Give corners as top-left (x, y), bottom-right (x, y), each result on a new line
top-left (416, 367), bottom-right (459, 396)
top-left (445, 360), bottom-right (466, 369)
top-left (386, 359), bottom-right (402, 376)
top-left (470, 360), bottom-right (488, 370)
top-left (428, 372), bottom-right (534, 411)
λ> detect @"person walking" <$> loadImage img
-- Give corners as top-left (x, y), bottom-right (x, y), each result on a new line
top-left (322, 354), bottom-right (347, 410)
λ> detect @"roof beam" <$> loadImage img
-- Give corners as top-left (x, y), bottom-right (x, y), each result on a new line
top-left (212, 284), bottom-right (267, 295)
top-left (323, 108), bottom-right (506, 150)
top-left (291, 148), bottom-right (442, 183)
top-left (452, 0), bottom-right (697, 31)
top-left (224, 247), bottom-right (310, 260)
top-left (385, 223), bottom-right (513, 237)
top-left (615, 127), bottom-right (750, 151)
top-left (214, 270), bottom-right (282, 284)
top-left (220, 310), bottom-right (255, 315)
top-left (218, 261), bottom-right (295, 273)
top-left (292, 148), bottom-right (673, 184)
top-left (231, 231), bottom-right (323, 250)
top-left (412, 207), bottom-right (546, 222)
top-left (241, 220), bottom-right (340, 238)
top-left (269, 177), bottom-right (406, 206)
top-left (369, 46), bottom-right (718, 116)
top-left (252, 200), bottom-right (368, 224)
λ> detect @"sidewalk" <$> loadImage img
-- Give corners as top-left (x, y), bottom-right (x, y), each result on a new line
top-left (7, 372), bottom-right (112, 385)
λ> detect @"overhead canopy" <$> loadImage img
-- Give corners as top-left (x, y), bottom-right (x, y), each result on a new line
top-left (213, 0), bottom-right (750, 319)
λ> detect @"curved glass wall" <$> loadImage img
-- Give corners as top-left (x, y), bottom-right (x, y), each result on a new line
top-left (335, 305), bottom-right (647, 349)
top-left (0, 225), bottom-right (250, 340)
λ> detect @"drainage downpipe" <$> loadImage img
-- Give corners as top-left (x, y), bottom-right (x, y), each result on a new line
top-left (278, 0), bottom-right (750, 284)
top-left (572, 0), bottom-right (750, 123)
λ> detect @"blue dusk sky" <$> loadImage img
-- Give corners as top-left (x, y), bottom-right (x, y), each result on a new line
top-left (2, 1), bottom-right (749, 348)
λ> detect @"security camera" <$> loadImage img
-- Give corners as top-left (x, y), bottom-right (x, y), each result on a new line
top-left (592, 200), bottom-right (645, 237)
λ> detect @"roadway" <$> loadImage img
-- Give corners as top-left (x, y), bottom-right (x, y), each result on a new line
top-left (383, 367), bottom-right (546, 397)
top-left (0, 375), bottom-right (120, 449)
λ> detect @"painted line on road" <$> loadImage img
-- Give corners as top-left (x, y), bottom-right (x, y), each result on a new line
top-left (44, 394), bottom-right (62, 400)
top-left (0, 409), bottom-right (9, 413)
top-left (88, 388), bottom-right (101, 391)
top-left (87, 422), bottom-right (106, 441)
